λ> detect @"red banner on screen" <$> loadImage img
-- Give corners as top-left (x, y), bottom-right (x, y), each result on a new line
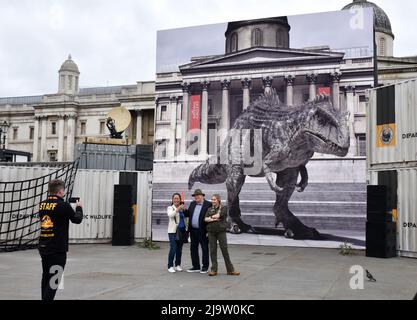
top-left (189, 95), bottom-right (201, 130)
top-left (318, 87), bottom-right (331, 96)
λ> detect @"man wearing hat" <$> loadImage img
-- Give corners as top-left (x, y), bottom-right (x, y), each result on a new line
top-left (184, 189), bottom-right (212, 273)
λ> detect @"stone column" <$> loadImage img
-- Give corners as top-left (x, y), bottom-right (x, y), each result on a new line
top-left (136, 110), bottom-right (142, 145)
top-left (284, 75), bottom-right (295, 107)
top-left (32, 116), bottom-right (40, 162)
top-left (200, 81), bottom-right (210, 157)
top-left (242, 78), bottom-right (252, 110)
top-left (345, 85), bottom-right (357, 157)
top-left (57, 115), bottom-right (65, 162)
top-left (168, 96), bottom-right (178, 158)
top-left (181, 83), bottom-right (191, 155)
top-left (66, 114), bottom-right (76, 161)
top-left (221, 79), bottom-right (231, 130)
top-left (40, 116), bottom-right (47, 162)
top-left (262, 76), bottom-right (274, 94)
top-left (330, 72), bottom-right (342, 110)
top-left (306, 74), bottom-right (318, 101)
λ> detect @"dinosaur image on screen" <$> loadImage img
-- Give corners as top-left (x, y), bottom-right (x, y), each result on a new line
top-left (188, 91), bottom-right (350, 240)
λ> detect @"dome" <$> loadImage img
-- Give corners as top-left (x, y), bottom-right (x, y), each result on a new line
top-left (59, 54), bottom-right (80, 73)
top-left (225, 16), bottom-right (291, 37)
top-left (342, 0), bottom-right (394, 38)
top-left (224, 16), bottom-right (291, 53)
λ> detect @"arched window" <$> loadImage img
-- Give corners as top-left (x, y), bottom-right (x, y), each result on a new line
top-left (230, 33), bottom-right (238, 52)
top-left (379, 37), bottom-right (386, 56)
top-left (276, 30), bottom-right (285, 47)
top-left (252, 28), bottom-right (263, 47)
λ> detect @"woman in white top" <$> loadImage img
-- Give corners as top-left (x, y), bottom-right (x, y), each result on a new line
top-left (167, 193), bottom-right (186, 273)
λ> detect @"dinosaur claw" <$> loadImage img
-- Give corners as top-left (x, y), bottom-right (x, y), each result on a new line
top-left (228, 219), bottom-right (252, 234)
top-left (296, 183), bottom-right (307, 193)
top-left (284, 229), bottom-right (295, 239)
top-left (272, 184), bottom-right (284, 192)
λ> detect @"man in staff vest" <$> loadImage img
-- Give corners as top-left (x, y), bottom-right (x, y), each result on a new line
top-left (38, 179), bottom-right (83, 300)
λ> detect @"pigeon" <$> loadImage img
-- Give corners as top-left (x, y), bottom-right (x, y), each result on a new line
top-left (366, 269), bottom-right (377, 282)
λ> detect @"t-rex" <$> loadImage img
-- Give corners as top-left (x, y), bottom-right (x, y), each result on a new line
top-left (188, 90), bottom-right (350, 240)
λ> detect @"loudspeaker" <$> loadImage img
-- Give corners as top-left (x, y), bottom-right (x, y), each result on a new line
top-left (112, 185), bottom-right (135, 246)
top-left (136, 144), bottom-right (153, 171)
top-left (367, 185), bottom-right (387, 212)
top-left (366, 222), bottom-right (397, 258)
top-left (367, 185), bottom-right (392, 222)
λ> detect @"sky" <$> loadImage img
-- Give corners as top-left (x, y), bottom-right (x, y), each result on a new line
top-left (156, 9), bottom-right (374, 72)
top-left (0, 0), bottom-right (416, 97)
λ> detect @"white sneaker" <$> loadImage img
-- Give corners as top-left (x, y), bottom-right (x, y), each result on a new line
top-left (168, 267), bottom-right (176, 273)
top-left (175, 266), bottom-right (183, 272)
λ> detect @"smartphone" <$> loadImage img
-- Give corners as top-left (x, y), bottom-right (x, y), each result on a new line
top-left (69, 197), bottom-right (80, 203)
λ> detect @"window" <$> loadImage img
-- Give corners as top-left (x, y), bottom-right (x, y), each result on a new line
top-left (277, 30), bottom-right (286, 47)
top-left (357, 134), bottom-right (366, 157)
top-left (80, 121), bottom-right (86, 135)
top-left (252, 28), bottom-right (263, 47)
top-left (68, 75), bottom-right (73, 90)
top-left (51, 122), bottom-right (57, 135)
top-left (208, 123), bottom-right (217, 155)
top-left (48, 151), bottom-right (57, 162)
top-left (379, 37), bottom-right (386, 56)
top-left (29, 127), bottom-right (34, 140)
top-left (160, 105), bottom-right (167, 121)
top-left (156, 140), bottom-right (167, 158)
top-left (230, 33), bottom-right (238, 52)
top-left (359, 95), bottom-right (367, 103)
top-left (175, 139), bottom-right (181, 156)
top-left (100, 121), bottom-right (106, 135)
top-left (13, 127), bottom-right (18, 140)
top-left (208, 99), bottom-right (213, 115)
top-left (60, 75), bottom-right (65, 89)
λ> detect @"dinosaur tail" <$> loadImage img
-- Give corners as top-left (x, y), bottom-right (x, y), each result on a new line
top-left (188, 162), bottom-right (227, 190)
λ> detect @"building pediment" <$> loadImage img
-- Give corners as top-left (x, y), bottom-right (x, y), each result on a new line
top-left (180, 47), bottom-right (345, 72)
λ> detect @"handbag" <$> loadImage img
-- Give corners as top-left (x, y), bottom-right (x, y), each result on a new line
top-left (174, 213), bottom-right (188, 243)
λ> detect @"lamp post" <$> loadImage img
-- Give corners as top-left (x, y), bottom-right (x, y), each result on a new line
top-left (0, 121), bottom-right (10, 161)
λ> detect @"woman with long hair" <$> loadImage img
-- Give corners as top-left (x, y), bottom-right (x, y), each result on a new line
top-left (167, 193), bottom-right (187, 273)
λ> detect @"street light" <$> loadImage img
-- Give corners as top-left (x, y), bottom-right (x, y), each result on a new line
top-left (0, 120), bottom-right (10, 150)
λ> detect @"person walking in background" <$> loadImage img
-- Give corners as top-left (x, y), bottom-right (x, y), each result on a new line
top-left (184, 189), bottom-right (211, 274)
top-left (205, 194), bottom-right (240, 277)
top-left (167, 193), bottom-right (187, 273)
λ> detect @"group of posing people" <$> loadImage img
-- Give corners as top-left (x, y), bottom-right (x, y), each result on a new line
top-left (167, 189), bottom-right (240, 277)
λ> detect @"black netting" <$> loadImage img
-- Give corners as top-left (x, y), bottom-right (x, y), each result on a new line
top-left (0, 160), bottom-right (78, 252)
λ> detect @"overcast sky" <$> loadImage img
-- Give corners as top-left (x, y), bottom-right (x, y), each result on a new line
top-left (1, 0), bottom-right (416, 97)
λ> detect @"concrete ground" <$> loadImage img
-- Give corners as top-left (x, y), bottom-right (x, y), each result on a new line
top-left (0, 243), bottom-right (416, 300)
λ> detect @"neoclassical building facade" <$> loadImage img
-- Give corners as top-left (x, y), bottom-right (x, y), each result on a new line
top-left (0, 55), bottom-right (155, 162)
top-left (0, 0), bottom-right (416, 165)
top-left (155, 19), bottom-right (370, 162)
top-left (153, 0), bottom-right (417, 166)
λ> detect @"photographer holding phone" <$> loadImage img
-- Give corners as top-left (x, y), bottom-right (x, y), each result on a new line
top-left (38, 179), bottom-right (83, 300)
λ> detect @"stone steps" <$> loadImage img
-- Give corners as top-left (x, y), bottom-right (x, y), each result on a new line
top-left (152, 182), bottom-right (366, 232)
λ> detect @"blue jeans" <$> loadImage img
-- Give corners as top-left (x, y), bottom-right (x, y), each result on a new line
top-left (168, 233), bottom-right (183, 269)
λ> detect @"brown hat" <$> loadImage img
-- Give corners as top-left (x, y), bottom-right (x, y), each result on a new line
top-left (192, 189), bottom-right (205, 197)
